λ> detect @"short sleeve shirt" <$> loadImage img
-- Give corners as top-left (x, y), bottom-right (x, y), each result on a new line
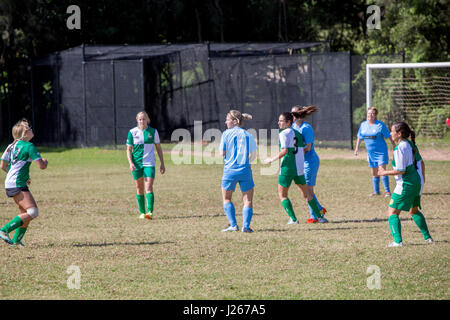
top-left (279, 127), bottom-right (306, 176)
top-left (220, 127), bottom-right (257, 178)
top-left (126, 126), bottom-right (160, 168)
top-left (2, 140), bottom-right (42, 188)
top-left (357, 120), bottom-right (390, 153)
top-left (292, 121), bottom-right (317, 162)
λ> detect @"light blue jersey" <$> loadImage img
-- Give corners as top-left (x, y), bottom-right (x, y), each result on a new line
top-left (219, 127), bottom-right (257, 180)
top-left (292, 121), bottom-right (320, 186)
top-left (293, 121), bottom-right (318, 163)
top-left (357, 120), bottom-right (390, 153)
top-left (357, 120), bottom-right (390, 167)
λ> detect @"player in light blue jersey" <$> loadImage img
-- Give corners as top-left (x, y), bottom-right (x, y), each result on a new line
top-left (291, 105), bottom-right (328, 224)
top-left (219, 110), bottom-right (257, 233)
top-left (355, 107), bottom-right (394, 197)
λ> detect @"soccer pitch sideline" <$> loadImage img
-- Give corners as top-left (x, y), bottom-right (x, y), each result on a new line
top-left (0, 145), bottom-right (448, 300)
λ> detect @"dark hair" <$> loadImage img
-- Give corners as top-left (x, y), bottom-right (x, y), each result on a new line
top-left (291, 105), bottom-right (319, 119)
top-left (392, 121), bottom-right (418, 169)
top-left (280, 112), bottom-right (297, 124)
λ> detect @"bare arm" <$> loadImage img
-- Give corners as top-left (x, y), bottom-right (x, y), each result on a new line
top-left (354, 137), bottom-right (361, 155)
top-left (377, 166), bottom-right (404, 177)
top-left (1, 160), bottom-right (8, 173)
top-left (421, 161), bottom-right (426, 184)
top-left (126, 145), bottom-right (135, 171)
top-left (155, 143), bottom-right (165, 174)
top-left (264, 148), bottom-right (288, 164)
top-left (304, 143), bottom-right (312, 154)
top-left (388, 136), bottom-right (395, 148)
top-left (35, 158), bottom-right (48, 170)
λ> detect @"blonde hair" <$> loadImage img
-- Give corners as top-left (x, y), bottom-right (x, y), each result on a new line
top-left (136, 111), bottom-right (150, 125)
top-left (7, 119), bottom-right (31, 152)
top-left (227, 110), bottom-right (252, 126)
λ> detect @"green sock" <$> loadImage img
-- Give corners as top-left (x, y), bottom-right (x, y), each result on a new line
top-left (307, 198), bottom-right (322, 219)
top-left (12, 227), bottom-right (27, 244)
top-left (388, 214), bottom-right (402, 244)
top-left (1, 216), bottom-right (24, 234)
top-left (412, 211), bottom-right (431, 240)
top-left (146, 192), bottom-right (154, 213)
top-left (281, 198), bottom-right (297, 221)
top-left (136, 194), bottom-right (145, 214)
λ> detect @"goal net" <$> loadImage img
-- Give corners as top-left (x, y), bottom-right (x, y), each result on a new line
top-left (367, 62), bottom-right (450, 138)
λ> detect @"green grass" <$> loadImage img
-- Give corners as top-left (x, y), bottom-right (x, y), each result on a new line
top-left (0, 146), bottom-right (448, 300)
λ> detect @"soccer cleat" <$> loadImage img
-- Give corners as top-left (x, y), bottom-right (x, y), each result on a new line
top-left (221, 225), bottom-right (239, 232)
top-left (287, 218), bottom-right (299, 225)
top-left (0, 231), bottom-right (13, 245)
top-left (425, 237), bottom-right (434, 244)
top-left (139, 214), bottom-right (146, 219)
top-left (387, 241), bottom-right (404, 247)
top-left (321, 207), bottom-right (327, 215)
top-left (10, 241), bottom-right (25, 248)
top-left (318, 217), bottom-right (329, 223)
top-left (242, 228), bottom-right (254, 233)
top-left (145, 213), bottom-right (152, 220)
top-left (384, 192), bottom-right (391, 198)
top-left (306, 218), bottom-right (318, 224)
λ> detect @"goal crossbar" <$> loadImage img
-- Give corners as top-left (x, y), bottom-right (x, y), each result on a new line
top-left (366, 62), bottom-right (450, 109)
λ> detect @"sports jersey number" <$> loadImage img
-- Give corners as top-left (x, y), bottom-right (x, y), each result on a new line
top-left (293, 137), bottom-right (299, 154)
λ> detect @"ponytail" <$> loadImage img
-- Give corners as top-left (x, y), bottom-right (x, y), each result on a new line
top-left (228, 110), bottom-right (252, 126)
top-left (392, 121), bottom-right (418, 169)
top-left (291, 105), bottom-right (319, 119)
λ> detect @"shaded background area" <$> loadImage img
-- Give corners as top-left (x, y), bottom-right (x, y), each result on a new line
top-left (23, 43), bottom-right (403, 148)
top-left (0, 0), bottom-right (448, 146)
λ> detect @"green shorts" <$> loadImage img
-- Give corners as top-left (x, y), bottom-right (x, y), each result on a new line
top-left (389, 192), bottom-right (421, 212)
top-left (132, 166), bottom-right (155, 180)
top-left (278, 174), bottom-right (306, 188)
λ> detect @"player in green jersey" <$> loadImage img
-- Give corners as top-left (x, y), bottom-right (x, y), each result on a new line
top-left (264, 112), bottom-right (323, 225)
top-left (378, 122), bottom-right (433, 247)
top-left (0, 119), bottom-right (48, 246)
top-left (126, 111), bottom-right (165, 219)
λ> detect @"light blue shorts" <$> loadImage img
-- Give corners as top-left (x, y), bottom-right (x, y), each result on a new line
top-left (367, 151), bottom-right (389, 168)
top-left (304, 157), bottom-right (320, 186)
top-left (222, 175), bottom-right (254, 193)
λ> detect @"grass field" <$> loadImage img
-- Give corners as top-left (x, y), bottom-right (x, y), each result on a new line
top-left (0, 143), bottom-right (448, 300)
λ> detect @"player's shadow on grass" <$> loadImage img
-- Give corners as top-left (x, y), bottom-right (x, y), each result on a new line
top-left (330, 217), bottom-right (439, 224)
top-left (71, 241), bottom-right (174, 248)
top-left (422, 192), bottom-right (450, 196)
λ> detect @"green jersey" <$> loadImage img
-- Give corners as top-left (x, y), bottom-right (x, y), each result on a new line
top-left (392, 140), bottom-right (421, 196)
top-left (279, 127), bottom-right (306, 176)
top-left (1, 140), bottom-right (42, 188)
top-left (126, 126), bottom-right (160, 168)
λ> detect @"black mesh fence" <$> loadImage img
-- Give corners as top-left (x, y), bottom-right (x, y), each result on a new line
top-left (5, 43), bottom-right (404, 148)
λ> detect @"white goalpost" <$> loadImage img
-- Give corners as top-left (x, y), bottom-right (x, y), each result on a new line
top-left (366, 61), bottom-right (450, 137)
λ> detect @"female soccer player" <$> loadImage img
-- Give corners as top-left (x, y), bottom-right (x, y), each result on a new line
top-left (354, 107), bottom-right (394, 197)
top-left (377, 122), bottom-right (433, 247)
top-left (219, 110), bottom-right (257, 233)
top-left (264, 112), bottom-right (323, 225)
top-left (0, 119), bottom-right (48, 246)
top-left (291, 105), bottom-right (327, 223)
top-left (126, 111), bottom-right (165, 219)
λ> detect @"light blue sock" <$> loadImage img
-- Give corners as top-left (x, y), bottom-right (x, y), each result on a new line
top-left (372, 177), bottom-right (380, 194)
top-left (223, 201), bottom-right (237, 227)
top-left (242, 207), bottom-right (253, 229)
top-left (382, 176), bottom-right (390, 193)
top-left (308, 194), bottom-right (322, 219)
